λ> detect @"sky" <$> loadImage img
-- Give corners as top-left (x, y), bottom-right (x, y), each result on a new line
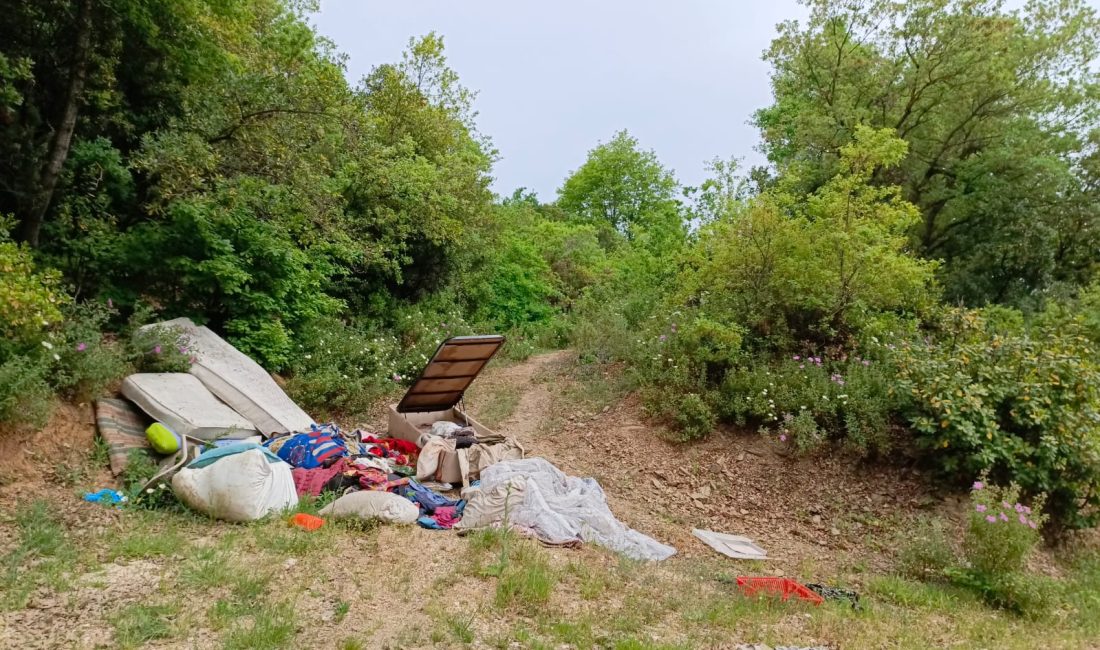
top-left (309, 1), bottom-right (811, 200)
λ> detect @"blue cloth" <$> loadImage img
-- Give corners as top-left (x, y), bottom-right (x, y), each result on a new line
top-left (84, 489), bottom-right (125, 505)
top-left (400, 479), bottom-right (459, 514)
top-left (188, 442), bottom-right (282, 469)
top-left (417, 515), bottom-right (449, 530)
top-left (263, 424), bottom-right (351, 469)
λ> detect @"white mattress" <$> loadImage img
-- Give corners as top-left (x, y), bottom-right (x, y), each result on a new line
top-left (141, 318), bottom-right (314, 435)
top-left (121, 373), bottom-right (259, 440)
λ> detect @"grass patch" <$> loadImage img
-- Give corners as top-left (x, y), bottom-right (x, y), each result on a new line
top-left (222, 600), bottom-right (297, 650)
top-left (0, 500), bottom-right (79, 609)
top-left (109, 603), bottom-right (179, 648)
top-left (494, 542), bottom-right (556, 613)
top-left (471, 384), bottom-right (522, 428)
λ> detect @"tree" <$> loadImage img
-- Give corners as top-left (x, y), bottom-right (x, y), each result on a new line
top-left (755, 0), bottom-right (1100, 306)
top-left (0, 0), bottom-right (221, 246)
top-left (683, 127), bottom-right (937, 346)
top-left (557, 130), bottom-right (685, 246)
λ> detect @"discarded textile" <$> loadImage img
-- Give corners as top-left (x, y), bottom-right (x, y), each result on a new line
top-left (264, 424), bottom-right (349, 469)
top-left (399, 478), bottom-right (460, 514)
top-left (693, 529), bottom-right (767, 560)
top-left (416, 501), bottom-right (465, 529)
top-left (320, 490), bottom-right (420, 524)
top-left (468, 458), bottom-right (677, 561)
top-left (189, 442), bottom-right (282, 469)
top-left (94, 398), bottom-right (153, 476)
top-left (292, 463), bottom-right (346, 497)
top-left (416, 437), bottom-right (456, 481)
top-left (455, 478), bottom-right (526, 531)
top-left (84, 489), bottom-right (126, 505)
top-left (173, 448), bottom-right (297, 522)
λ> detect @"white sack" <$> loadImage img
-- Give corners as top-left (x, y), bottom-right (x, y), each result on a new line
top-left (319, 490), bottom-right (419, 524)
top-left (474, 457), bottom-right (677, 561)
top-left (172, 449), bottom-right (297, 522)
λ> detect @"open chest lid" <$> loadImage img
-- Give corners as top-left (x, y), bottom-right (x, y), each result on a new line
top-left (395, 335), bottom-right (505, 413)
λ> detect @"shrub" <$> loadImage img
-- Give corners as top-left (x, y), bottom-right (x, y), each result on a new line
top-left (0, 216), bottom-right (67, 348)
top-left (896, 516), bottom-right (956, 581)
top-left (718, 353), bottom-right (896, 454)
top-left (0, 354), bottom-right (54, 429)
top-left (963, 481), bottom-right (1046, 576)
top-left (284, 318), bottom-right (402, 418)
top-left (894, 308), bottom-right (1100, 530)
top-left (49, 302), bottom-right (131, 402)
top-left (651, 392), bottom-right (715, 442)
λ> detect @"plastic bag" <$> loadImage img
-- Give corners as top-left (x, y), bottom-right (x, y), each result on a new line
top-left (172, 448), bottom-right (297, 522)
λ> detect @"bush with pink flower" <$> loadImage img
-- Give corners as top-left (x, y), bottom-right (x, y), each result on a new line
top-left (964, 479), bottom-right (1046, 576)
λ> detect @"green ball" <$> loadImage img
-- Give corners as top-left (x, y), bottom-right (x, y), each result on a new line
top-left (146, 422), bottom-right (181, 454)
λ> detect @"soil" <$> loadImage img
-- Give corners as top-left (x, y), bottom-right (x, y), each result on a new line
top-left (0, 349), bottom-right (1053, 649)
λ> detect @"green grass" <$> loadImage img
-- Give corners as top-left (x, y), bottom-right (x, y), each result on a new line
top-left (472, 384), bottom-right (522, 428)
top-left (494, 542), bottom-right (556, 613)
top-left (0, 500), bottom-right (79, 609)
top-left (109, 603), bottom-right (179, 649)
top-left (334, 599), bottom-right (350, 622)
top-left (221, 600), bottom-right (297, 650)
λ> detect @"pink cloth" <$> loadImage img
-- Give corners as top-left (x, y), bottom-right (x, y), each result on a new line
top-left (432, 505), bottom-right (460, 529)
top-left (291, 462), bottom-right (344, 497)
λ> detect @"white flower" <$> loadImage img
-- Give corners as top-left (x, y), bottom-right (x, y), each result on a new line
top-left (146, 488), bottom-right (154, 494)
top-left (53, 353), bottom-right (60, 361)
top-left (304, 354), bottom-right (312, 359)
top-left (822, 396), bottom-right (829, 401)
top-left (41, 341), bottom-right (54, 350)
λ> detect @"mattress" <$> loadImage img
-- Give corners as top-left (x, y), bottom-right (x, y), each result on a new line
top-left (121, 373), bottom-right (259, 440)
top-left (141, 318), bottom-right (314, 435)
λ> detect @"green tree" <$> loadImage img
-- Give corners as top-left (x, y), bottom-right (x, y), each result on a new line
top-left (755, 0), bottom-right (1100, 306)
top-left (557, 130), bottom-right (685, 246)
top-left (683, 127), bottom-right (937, 346)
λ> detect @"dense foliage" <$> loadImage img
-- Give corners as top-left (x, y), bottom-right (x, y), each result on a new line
top-left (1, 0), bottom-right (1098, 530)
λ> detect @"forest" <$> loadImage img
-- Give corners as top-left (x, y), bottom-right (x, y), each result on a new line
top-left (2, 0), bottom-right (1099, 538)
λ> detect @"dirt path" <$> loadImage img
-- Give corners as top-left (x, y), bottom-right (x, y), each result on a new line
top-left (0, 349), bottom-right (1035, 650)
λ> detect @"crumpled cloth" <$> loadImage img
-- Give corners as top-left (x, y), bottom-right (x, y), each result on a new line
top-left (473, 457), bottom-right (676, 561)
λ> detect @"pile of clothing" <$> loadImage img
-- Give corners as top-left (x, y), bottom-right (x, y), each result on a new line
top-left (415, 420), bottom-right (524, 486)
top-left (265, 422), bottom-right (469, 530)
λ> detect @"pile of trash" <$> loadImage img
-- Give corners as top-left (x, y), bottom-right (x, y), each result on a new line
top-left (92, 321), bottom-right (677, 561)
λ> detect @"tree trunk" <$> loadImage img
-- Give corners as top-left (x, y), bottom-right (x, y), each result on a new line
top-left (18, 0), bottom-right (93, 247)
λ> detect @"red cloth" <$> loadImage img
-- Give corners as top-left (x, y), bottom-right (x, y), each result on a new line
top-left (431, 505), bottom-right (460, 529)
top-left (291, 462), bottom-right (345, 497)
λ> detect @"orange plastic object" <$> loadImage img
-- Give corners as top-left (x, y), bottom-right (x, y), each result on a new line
top-left (735, 577), bottom-right (824, 605)
top-left (289, 513), bottom-right (324, 531)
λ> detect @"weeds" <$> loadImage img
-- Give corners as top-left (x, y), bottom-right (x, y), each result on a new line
top-left (0, 500), bottom-right (78, 609)
top-left (109, 603), bottom-right (179, 649)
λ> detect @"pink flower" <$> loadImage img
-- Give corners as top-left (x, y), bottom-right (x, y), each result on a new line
top-left (76, 342), bottom-right (87, 352)
top-left (179, 346), bottom-right (188, 354)
top-left (975, 504), bottom-right (986, 513)
top-left (1028, 521), bottom-right (1037, 529)
top-left (1002, 501), bottom-right (1010, 509)
top-left (659, 335), bottom-right (667, 342)
top-left (985, 515), bottom-right (997, 523)
top-left (999, 512), bottom-right (1008, 522)
top-left (1014, 503), bottom-right (1024, 513)
top-left (793, 355), bottom-right (801, 361)
top-left (862, 359), bottom-right (870, 366)
top-left (799, 364), bottom-right (805, 369)
top-left (1023, 506), bottom-right (1031, 515)
top-left (1018, 514), bottom-right (1027, 524)
top-left (779, 434), bottom-right (787, 442)
top-left (153, 345), bottom-right (161, 354)
top-left (392, 373), bottom-right (401, 382)
top-left (972, 481), bottom-right (984, 490)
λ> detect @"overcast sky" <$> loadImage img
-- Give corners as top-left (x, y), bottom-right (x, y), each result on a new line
top-left (309, 1), bottom-right (810, 200)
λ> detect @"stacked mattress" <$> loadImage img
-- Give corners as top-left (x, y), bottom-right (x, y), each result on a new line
top-left (121, 318), bottom-right (314, 440)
